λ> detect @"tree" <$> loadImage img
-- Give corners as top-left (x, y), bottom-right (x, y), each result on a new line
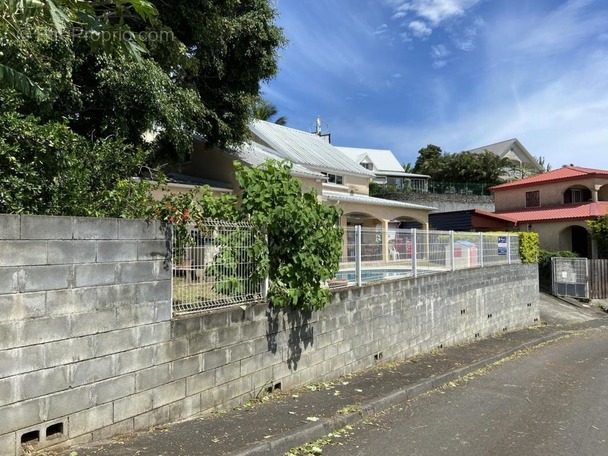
top-left (151, 0), bottom-right (286, 148)
top-left (413, 144), bottom-right (444, 176)
top-left (252, 98), bottom-right (287, 125)
top-left (1, 0), bottom-right (286, 215)
top-left (412, 145), bottom-right (511, 185)
top-left (0, 0), bottom-right (158, 99)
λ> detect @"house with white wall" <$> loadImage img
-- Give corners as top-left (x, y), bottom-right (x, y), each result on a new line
top-left (337, 146), bottom-right (430, 192)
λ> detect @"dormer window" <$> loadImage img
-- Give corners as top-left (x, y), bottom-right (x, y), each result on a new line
top-left (360, 162), bottom-right (373, 170)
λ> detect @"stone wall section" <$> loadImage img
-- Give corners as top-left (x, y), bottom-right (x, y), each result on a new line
top-left (0, 214), bottom-right (539, 455)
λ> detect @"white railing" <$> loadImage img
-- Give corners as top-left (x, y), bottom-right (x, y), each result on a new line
top-left (171, 220), bottom-right (264, 315)
top-left (336, 227), bottom-right (520, 286)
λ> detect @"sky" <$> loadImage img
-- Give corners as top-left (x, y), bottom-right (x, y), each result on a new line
top-left (263, 0), bottom-right (608, 170)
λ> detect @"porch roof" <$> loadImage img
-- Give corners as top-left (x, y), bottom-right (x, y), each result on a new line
top-left (324, 191), bottom-right (436, 211)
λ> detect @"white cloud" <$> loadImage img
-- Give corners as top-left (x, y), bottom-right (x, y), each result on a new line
top-left (431, 44), bottom-right (450, 58)
top-left (409, 20), bottom-right (432, 38)
top-left (393, 73), bottom-right (403, 78)
top-left (496, 0), bottom-right (608, 58)
top-left (385, 0), bottom-right (482, 26)
top-left (374, 24), bottom-right (389, 35)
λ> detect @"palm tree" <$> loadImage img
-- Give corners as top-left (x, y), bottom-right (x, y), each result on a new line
top-left (252, 99), bottom-right (287, 125)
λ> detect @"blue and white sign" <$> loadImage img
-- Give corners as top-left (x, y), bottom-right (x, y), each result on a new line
top-left (497, 236), bottom-right (508, 255)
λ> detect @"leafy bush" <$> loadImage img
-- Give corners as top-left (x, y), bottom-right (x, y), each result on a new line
top-left (518, 232), bottom-right (540, 264)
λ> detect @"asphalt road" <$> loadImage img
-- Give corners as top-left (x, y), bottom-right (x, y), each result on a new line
top-left (323, 326), bottom-right (608, 456)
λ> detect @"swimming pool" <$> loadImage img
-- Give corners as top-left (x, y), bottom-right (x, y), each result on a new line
top-left (335, 268), bottom-right (412, 282)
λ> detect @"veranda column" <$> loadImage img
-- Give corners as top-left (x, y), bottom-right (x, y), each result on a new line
top-left (382, 219), bottom-right (390, 263)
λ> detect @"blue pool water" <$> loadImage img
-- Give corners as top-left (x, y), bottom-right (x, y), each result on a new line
top-left (335, 268), bottom-right (411, 282)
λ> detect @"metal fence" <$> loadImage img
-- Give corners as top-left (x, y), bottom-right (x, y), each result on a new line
top-left (370, 181), bottom-right (492, 196)
top-left (551, 257), bottom-right (589, 299)
top-left (171, 220), bottom-right (264, 315)
top-left (337, 227), bottom-right (520, 286)
top-left (171, 221), bottom-right (521, 310)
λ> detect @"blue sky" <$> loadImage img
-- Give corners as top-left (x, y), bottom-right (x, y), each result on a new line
top-left (263, 0), bottom-right (608, 170)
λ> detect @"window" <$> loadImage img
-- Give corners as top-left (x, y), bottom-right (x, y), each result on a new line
top-left (571, 189), bottom-right (583, 203)
top-left (323, 173), bottom-right (344, 185)
top-left (360, 162), bottom-right (373, 170)
top-left (526, 190), bottom-right (540, 207)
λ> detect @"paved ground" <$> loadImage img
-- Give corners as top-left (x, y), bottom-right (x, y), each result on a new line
top-left (323, 322), bottom-right (608, 455)
top-left (40, 293), bottom-right (607, 456)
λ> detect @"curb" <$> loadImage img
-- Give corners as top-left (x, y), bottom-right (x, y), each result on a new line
top-left (227, 329), bottom-right (572, 456)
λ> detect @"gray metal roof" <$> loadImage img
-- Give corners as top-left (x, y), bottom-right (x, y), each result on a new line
top-left (466, 138), bottom-right (543, 171)
top-left (249, 120), bottom-right (375, 177)
top-left (324, 191), bottom-right (436, 211)
top-left (229, 142), bottom-right (325, 179)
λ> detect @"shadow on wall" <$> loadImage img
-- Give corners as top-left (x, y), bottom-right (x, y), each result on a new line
top-left (266, 307), bottom-right (314, 371)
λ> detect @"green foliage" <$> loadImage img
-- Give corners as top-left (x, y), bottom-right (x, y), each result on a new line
top-left (151, 0), bottom-right (286, 148)
top-left (413, 145), bottom-right (512, 185)
top-left (235, 160), bottom-right (343, 311)
top-left (0, 111), bottom-right (149, 216)
top-left (2, 0), bottom-right (285, 165)
top-left (0, 0), bottom-right (159, 99)
top-left (518, 232), bottom-right (540, 264)
top-left (251, 98), bottom-right (287, 125)
top-left (588, 215), bottom-right (608, 259)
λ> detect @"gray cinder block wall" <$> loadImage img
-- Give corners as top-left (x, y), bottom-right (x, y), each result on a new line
top-left (0, 214), bottom-right (539, 456)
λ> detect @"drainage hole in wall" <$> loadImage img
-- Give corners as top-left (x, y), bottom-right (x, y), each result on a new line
top-left (487, 314), bottom-right (493, 319)
top-left (460, 309), bottom-right (466, 315)
top-left (374, 352), bottom-right (383, 361)
top-left (266, 382), bottom-right (282, 394)
top-left (21, 430), bottom-right (40, 448)
top-left (438, 344), bottom-right (443, 349)
top-left (474, 333), bottom-right (480, 338)
top-left (534, 318), bottom-right (539, 322)
top-left (527, 303), bottom-right (532, 307)
top-left (46, 422), bottom-right (64, 440)
top-left (503, 327), bottom-right (508, 332)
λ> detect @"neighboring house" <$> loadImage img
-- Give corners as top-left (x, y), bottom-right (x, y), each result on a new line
top-left (467, 138), bottom-right (543, 179)
top-left (337, 146), bottom-right (430, 192)
top-left (487, 165), bottom-right (608, 257)
top-left (175, 120), bottom-right (436, 262)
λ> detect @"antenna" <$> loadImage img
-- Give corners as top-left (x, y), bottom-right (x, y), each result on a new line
top-left (308, 117), bottom-right (330, 136)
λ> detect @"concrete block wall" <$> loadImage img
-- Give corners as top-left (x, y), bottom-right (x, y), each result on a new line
top-left (0, 215), bottom-right (171, 455)
top-left (0, 213), bottom-right (539, 455)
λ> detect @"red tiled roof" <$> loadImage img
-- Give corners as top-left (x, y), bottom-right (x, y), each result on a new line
top-left (490, 166), bottom-right (608, 191)
top-left (494, 202), bottom-right (608, 223)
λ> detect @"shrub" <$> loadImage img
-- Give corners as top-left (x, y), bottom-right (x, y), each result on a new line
top-left (518, 232), bottom-right (540, 264)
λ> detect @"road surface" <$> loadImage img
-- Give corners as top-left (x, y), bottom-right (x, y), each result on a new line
top-left (324, 326), bottom-right (608, 456)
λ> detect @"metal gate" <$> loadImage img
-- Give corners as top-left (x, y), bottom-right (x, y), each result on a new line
top-left (551, 257), bottom-right (589, 299)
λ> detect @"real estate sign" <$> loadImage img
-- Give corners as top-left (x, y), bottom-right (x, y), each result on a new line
top-left (497, 236), bottom-right (507, 255)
